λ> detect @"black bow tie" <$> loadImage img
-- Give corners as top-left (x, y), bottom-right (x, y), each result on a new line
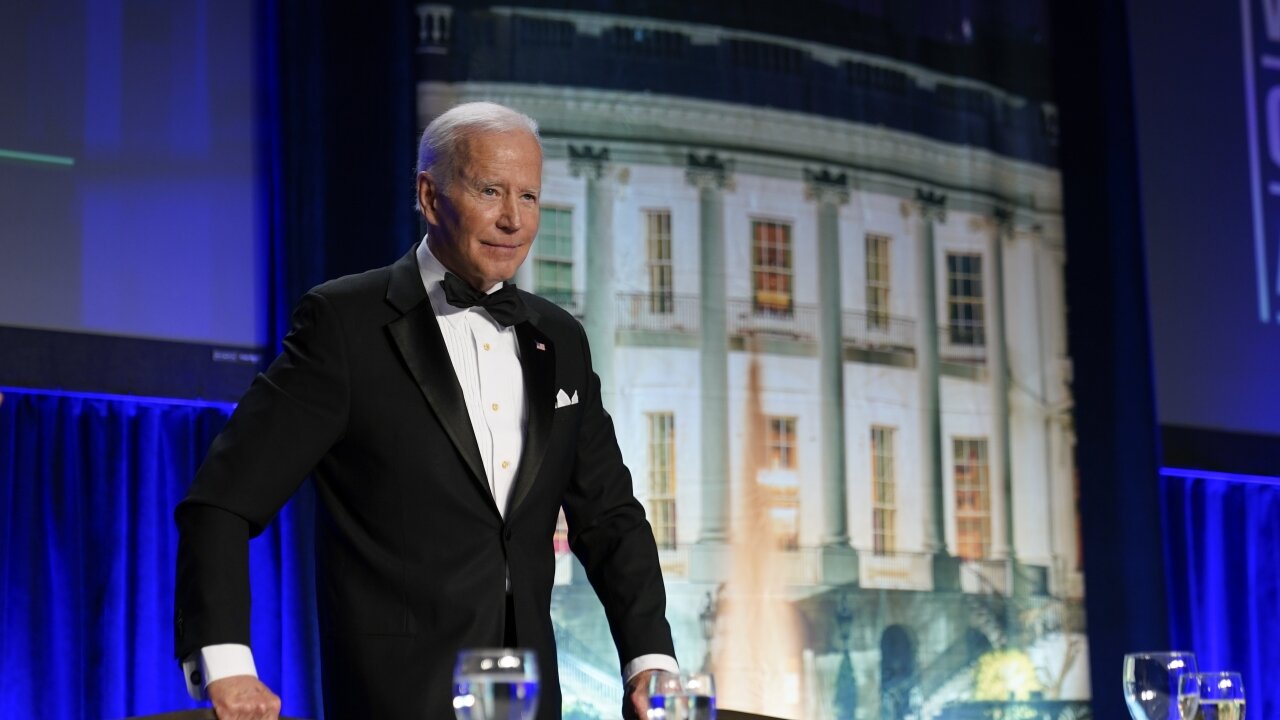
top-left (440, 272), bottom-right (529, 327)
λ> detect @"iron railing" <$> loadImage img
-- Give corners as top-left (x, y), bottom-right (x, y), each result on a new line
top-left (575, 293), bottom-right (991, 363)
top-left (725, 297), bottom-right (820, 340)
top-left (615, 292), bottom-right (701, 334)
top-left (844, 309), bottom-right (916, 350)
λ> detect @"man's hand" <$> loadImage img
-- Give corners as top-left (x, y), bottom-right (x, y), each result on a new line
top-left (207, 675), bottom-right (281, 720)
top-left (623, 669), bottom-right (658, 720)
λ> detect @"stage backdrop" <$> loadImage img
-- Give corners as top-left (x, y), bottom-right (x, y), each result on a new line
top-left (0, 2), bottom-right (1091, 719)
top-left (414, 3), bottom-right (1088, 718)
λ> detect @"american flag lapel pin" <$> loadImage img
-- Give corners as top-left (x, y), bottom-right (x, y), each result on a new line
top-left (535, 341), bottom-right (546, 351)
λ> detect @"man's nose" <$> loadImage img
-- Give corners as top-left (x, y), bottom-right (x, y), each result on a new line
top-left (497, 196), bottom-right (522, 232)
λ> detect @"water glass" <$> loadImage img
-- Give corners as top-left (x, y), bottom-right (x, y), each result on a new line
top-left (453, 647), bottom-right (539, 720)
top-left (1183, 672), bottom-right (1245, 720)
top-left (1123, 651), bottom-right (1199, 720)
top-left (646, 670), bottom-right (716, 720)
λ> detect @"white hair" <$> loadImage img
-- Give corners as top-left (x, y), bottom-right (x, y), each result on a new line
top-left (415, 101), bottom-right (541, 211)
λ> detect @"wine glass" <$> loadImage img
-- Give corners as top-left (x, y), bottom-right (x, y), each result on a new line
top-left (647, 670), bottom-right (716, 719)
top-left (1184, 672), bottom-right (1245, 720)
top-left (1175, 672), bottom-right (1202, 719)
top-left (453, 647), bottom-right (539, 720)
top-left (1124, 651), bottom-right (1199, 720)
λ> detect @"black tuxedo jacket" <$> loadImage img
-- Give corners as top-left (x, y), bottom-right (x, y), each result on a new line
top-left (175, 247), bottom-right (675, 718)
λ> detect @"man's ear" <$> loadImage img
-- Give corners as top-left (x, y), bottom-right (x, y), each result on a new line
top-left (418, 171), bottom-right (441, 225)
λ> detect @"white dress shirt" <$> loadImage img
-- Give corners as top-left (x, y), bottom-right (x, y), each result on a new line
top-left (184, 240), bottom-right (676, 699)
top-left (418, 242), bottom-right (526, 517)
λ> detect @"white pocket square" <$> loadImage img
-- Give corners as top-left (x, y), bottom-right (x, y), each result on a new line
top-left (555, 389), bottom-right (579, 409)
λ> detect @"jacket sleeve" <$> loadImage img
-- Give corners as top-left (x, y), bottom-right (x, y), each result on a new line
top-left (561, 322), bottom-right (677, 668)
top-left (174, 290), bottom-right (350, 660)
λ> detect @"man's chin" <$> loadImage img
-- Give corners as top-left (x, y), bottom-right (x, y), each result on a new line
top-left (472, 267), bottom-right (520, 289)
top-left (477, 258), bottom-right (525, 283)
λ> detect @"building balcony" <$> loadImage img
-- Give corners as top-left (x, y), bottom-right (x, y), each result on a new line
top-left (843, 309), bottom-right (917, 352)
top-left (606, 292), bottom-right (926, 364)
top-left (557, 292), bottom-right (1002, 373)
top-left (611, 292), bottom-right (920, 351)
top-left (615, 292), bottom-right (700, 334)
top-left (726, 297), bottom-right (820, 341)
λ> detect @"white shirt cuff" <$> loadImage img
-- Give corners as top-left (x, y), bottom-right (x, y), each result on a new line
top-left (622, 653), bottom-right (680, 683)
top-left (182, 643), bottom-right (259, 700)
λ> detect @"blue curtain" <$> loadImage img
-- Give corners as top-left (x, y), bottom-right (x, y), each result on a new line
top-left (1162, 471), bottom-right (1280, 720)
top-left (258, 0), bottom-right (419, 349)
top-left (0, 3), bottom-right (417, 716)
top-left (1053, 4), bottom-right (1170, 716)
top-left (0, 388), bottom-right (321, 719)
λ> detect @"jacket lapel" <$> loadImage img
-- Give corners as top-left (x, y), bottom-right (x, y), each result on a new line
top-left (384, 248), bottom-right (497, 517)
top-left (509, 314), bottom-right (555, 516)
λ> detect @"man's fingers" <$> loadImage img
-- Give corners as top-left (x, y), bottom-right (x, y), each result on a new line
top-left (214, 694), bottom-right (281, 720)
top-left (213, 694), bottom-right (281, 720)
top-left (623, 670), bottom-right (656, 720)
top-left (207, 675), bottom-right (281, 720)
top-left (627, 689), bottom-right (649, 719)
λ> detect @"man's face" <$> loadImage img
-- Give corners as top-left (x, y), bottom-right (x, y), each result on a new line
top-left (418, 130), bottom-right (542, 290)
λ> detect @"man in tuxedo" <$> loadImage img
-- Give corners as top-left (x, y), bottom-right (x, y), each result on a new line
top-left (174, 102), bottom-right (678, 719)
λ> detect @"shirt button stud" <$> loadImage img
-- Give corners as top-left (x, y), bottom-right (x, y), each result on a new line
top-left (501, 460), bottom-right (510, 469)
top-left (483, 343), bottom-right (491, 351)
top-left (491, 403), bottom-right (499, 412)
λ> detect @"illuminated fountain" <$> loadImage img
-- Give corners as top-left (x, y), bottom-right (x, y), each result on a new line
top-left (712, 348), bottom-right (804, 718)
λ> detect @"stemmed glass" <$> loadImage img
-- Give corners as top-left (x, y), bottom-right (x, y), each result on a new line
top-left (1123, 651), bottom-right (1199, 720)
top-left (1182, 672), bottom-right (1245, 720)
top-left (453, 648), bottom-right (540, 720)
top-left (646, 670), bottom-right (717, 719)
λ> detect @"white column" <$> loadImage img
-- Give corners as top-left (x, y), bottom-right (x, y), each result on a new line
top-left (569, 145), bottom-right (617, 411)
top-left (913, 189), bottom-right (958, 590)
top-left (687, 153), bottom-right (733, 582)
top-left (806, 169), bottom-right (858, 585)
top-left (989, 207), bottom-right (1020, 592)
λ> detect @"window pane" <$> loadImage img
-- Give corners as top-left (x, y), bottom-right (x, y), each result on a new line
top-left (646, 210), bottom-right (674, 314)
top-left (647, 413), bottom-right (677, 550)
top-left (867, 233), bottom-right (891, 331)
top-left (953, 437), bottom-right (991, 559)
top-left (535, 208), bottom-right (573, 304)
top-left (946, 252), bottom-right (985, 347)
top-left (752, 220), bottom-right (793, 315)
top-left (762, 416), bottom-right (799, 549)
top-left (871, 425), bottom-right (896, 554)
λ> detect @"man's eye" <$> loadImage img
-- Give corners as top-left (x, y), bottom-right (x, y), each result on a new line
top-left (481, 187), bottom-right (498, 196)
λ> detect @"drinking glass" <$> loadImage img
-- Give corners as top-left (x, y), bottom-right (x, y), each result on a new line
top-left (1184, 672), bottom-right (1245, 720)
top-left (646, 670), bottom-right (716, 720)
top-left (453, 647), bottom-right (539, 720)
top-left (1123, 651), bottom-right (1199, 720)
top-left (1175, 672), bottom-right (1202, 719)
